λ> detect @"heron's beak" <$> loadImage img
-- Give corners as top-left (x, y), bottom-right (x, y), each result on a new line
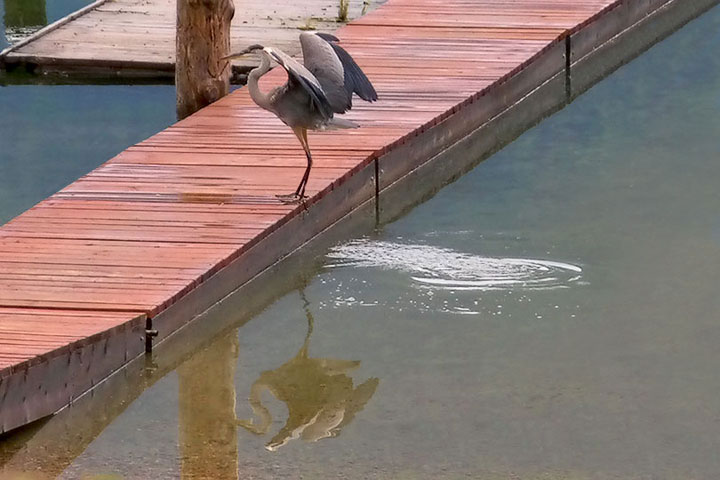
top-left (222, 44), bottom-right (264, 61)
top-left (222, 49), bottom-right (251, 61)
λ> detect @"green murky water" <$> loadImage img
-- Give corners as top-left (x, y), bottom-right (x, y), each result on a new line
top-left (2, 3), bottom-right (720, 480)
top-left (1, 0), bottom-right (95, 50)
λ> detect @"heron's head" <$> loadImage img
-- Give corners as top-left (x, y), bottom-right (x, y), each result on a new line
top-left (222, 44), bottom-right (265, 60)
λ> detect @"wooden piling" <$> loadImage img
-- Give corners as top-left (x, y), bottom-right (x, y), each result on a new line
top-left (176, 0), bottom-right (235, 119)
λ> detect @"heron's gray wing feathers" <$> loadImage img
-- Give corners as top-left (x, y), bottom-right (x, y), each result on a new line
top-left (316, 32), bottom-right (340, 42)
top-left (267, 47), bottom-right (334, 120)
top-left (299, 33), bottom-right (352, 114)
top-left (323, 39), bottom-right (378, 104)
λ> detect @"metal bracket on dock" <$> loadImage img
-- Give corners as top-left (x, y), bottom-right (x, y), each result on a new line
top-left (564, 35), bottom-right (572, 99)
top-left (145, 318), bottom-right (159, 353)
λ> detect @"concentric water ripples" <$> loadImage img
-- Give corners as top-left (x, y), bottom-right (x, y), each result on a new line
top-left (326, 240), bottom-right (582, 291)
top-left (322, 239), bottom-right (584, 316)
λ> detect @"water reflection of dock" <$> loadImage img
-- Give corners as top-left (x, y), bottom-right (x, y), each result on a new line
top-left (0, 287), bottom-right (377, 479)
top-left (0, 0), bottom-right (716, 435)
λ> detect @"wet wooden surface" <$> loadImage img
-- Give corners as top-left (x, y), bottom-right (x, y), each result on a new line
top-left (0, 0), bottom-right (384, 76)
top-left (4, 0), bottom-right (678, 432)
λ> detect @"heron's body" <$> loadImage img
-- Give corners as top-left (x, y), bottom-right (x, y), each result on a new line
top-left (226, 32), bottom-right (378, 201)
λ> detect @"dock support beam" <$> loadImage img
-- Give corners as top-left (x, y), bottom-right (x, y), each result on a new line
top-left (176, 0), bottom-right (235, 119)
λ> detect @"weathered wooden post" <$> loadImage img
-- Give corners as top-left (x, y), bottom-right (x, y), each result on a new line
top-left (176, 0), bottom-right (235, 120)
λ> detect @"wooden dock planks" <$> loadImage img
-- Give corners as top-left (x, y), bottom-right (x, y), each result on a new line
top-left (2, 0), bottom-right (711, 434)
top-left (0, 309), bottom-right (142, 368)
top-left (0, 0), bottom-right (385, 76)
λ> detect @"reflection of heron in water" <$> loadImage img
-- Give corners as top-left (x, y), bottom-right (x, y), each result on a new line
top-left (237, 291), bottom-right (379, 451)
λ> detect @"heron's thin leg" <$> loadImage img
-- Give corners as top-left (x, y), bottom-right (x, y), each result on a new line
top-left (294, 127), bottom-right (312, 198)
top-left (277, 127), bottom-right (312, 203)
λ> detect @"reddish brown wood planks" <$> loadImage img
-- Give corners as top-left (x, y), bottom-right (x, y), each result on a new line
top-left (0, 308), bottom-right (144, 370)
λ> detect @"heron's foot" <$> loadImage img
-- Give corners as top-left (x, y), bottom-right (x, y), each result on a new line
top-left (276, 193), bottom-right (307, 204)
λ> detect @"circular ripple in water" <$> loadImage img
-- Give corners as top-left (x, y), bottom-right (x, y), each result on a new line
top-left (326, 240), bottom-right (582, 291)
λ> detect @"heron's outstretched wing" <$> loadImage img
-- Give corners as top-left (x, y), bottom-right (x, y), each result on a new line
top-left (300, 32), bottom-right (378, 114)
top-left (318, 33), bottom-right (378, 103)
top-left (299, 32), bottom-right (351, 113)
top-left (266, 46), bottom-right (334, 120)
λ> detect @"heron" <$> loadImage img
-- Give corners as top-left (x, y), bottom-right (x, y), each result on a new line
top-left (223, 32), bottom-right (378, 203)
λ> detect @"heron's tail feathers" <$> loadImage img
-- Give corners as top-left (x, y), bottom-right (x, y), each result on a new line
top-left (323, 117), bottom-right (360, 130)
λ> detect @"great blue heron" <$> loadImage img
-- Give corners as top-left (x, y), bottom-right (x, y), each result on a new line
top-left (224, 32), bottom-right (378, 203)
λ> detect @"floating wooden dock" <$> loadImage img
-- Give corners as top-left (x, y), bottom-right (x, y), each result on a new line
top-left (0, 0), bottom-right (384, 77)
top-left (0, 0), bottom-right (716, 434)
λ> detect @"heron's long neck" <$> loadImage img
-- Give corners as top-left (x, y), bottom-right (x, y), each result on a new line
top-left (247, 52), bottom-right (274, 112)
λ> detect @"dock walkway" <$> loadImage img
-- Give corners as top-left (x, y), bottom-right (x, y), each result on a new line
top-left (0, 0), bottom-right (384, 77)
top-left (1, 0), bottom-right (714, 433)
